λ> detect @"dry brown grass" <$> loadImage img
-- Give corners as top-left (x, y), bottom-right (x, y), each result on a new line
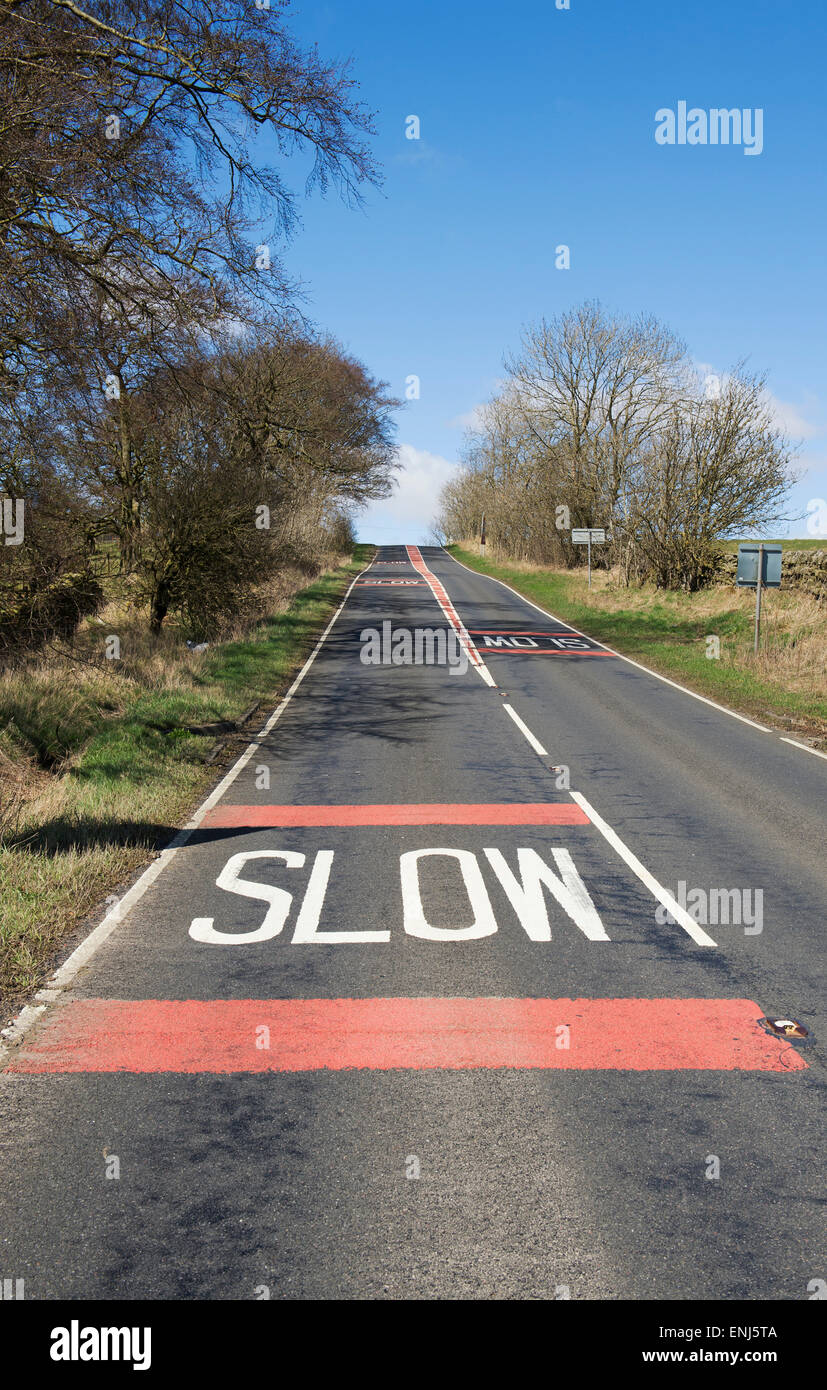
top-left (750, 591), bottom-right (827, 696)
top-left (58, 561), bottom-right (327, 693)
top-left (572, 570), bottom-right (827, 702)
top-left (456, 542), bottom-right (827, 735)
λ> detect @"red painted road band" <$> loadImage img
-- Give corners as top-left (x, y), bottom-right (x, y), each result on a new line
top-left (7, 998), bottom-right (808, 1074)
top-left (201, 802), bottom-right (591, 828)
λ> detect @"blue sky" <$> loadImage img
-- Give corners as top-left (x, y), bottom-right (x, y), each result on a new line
top-left (271, 0), bottom-right (827, 543)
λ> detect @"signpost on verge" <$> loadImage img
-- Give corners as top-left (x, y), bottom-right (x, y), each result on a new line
top-left (571, 528), bottom-right (607, 587)
top-left (735, 543), bottom-right (782, 653)
top-left (480, 511), bottom-right (486, 558)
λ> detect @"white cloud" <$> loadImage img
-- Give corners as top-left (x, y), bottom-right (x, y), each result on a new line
top-left (446, 382), bottom-right (506, 432)
top-left (356, 444), bottom-right (459, 544)
top-left (390, 143), bottom-right (464, 174)
top-left (446, 403), bottom-right (485, 430)
top-left (694, 361), bottom-right (822, 440)
top-left (763, 391), bottom-right (822, 441)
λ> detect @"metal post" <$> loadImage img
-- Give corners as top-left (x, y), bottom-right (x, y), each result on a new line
top-left (587, 534), bottom-right (592, 588)
top-left (753, 543), bottom-right (764, 654)
top-left (480, 511), bottom-right (486, 558)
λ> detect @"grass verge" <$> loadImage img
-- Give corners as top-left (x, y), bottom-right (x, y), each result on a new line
top-left (717, 537), bottom-right (826, 552)
top-left (0, 545), bottom-right (372, 1012)
top-left (448, 545), bottom-right (827, 739)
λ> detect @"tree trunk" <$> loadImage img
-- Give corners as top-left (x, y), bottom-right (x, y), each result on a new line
top-left (117, 388), bottom-right (140, 572)
top-left (150, 578), bottom-right (171, 634)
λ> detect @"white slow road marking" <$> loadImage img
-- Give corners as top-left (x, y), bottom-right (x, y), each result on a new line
top-left (484, 847), bottom-right (609, 941)
top-left (780, 737), bottom-right (827, 761)
top-left (570, 792), bottom-right (717, 947)
top-left (0, 563), bottom-right (372, 1063)
top-left (188, 844), bottom-right (611, 945)
top-left (443, 549), bottom-right (775, 735)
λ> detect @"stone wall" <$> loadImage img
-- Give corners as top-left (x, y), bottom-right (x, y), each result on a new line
top-left (718, 548), bottom-right (827, 603)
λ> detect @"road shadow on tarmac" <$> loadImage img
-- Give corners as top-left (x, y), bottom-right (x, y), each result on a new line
top-left (1, 679), bottom-right (454, 857)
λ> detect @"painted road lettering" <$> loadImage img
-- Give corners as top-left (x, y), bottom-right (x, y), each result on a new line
top-left (400, 848), bottom-right (497, 941)
top-left (189, 844), bottom-right (610, 945)
top-left (470, 629), bottom-right (611, 655)
top-left (292, 851), bottom-right (389, 944)
top-left (484, 847), bottom-right (608, 941)
top-left (189, 850), bottom-right (304, 945)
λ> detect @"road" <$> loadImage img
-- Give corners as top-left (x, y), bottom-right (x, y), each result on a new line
top-left (0, 544), bottom-right (823, 1301)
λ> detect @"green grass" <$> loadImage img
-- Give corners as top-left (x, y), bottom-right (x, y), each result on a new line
top-left (448, 545), bottom-right (827, 731)
top-left (62, 557), bottom-right (372, 823)
top-left (0, 545), bottom-right (372, 1009)
top-left (718, 537), bottom-right (827, 552)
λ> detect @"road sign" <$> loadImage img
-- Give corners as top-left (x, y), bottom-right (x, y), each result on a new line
top-left (736, 543), bottom-right (782, 588)
top-left (570, 528), bottom-right (606, 586)
top-left (735, 543), bottom-right (782, 653)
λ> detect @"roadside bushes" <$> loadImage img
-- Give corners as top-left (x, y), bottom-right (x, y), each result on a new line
top-left (121, 334), bottom-right (393, 635)
top-left (0, 571), bottom-right (103, 655)
top-left (0, 325), bottom-right (395, 655)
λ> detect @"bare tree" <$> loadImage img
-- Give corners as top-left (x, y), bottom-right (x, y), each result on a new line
top-left (629, 368), bottom-right (797, 589)
top-left (438, 303), bottom-right (798, 590)
top-left (119, 329), bottom-right (399, 631)
top-left (504, 301), bottom-right (688, 547)
top-left (0, 0), bottom-right (392, 648)
top-left (0, 0), bottom-right (379, 387)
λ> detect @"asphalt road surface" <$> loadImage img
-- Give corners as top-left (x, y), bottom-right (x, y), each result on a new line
top-left (0, 544), bottom-right (824, 1301)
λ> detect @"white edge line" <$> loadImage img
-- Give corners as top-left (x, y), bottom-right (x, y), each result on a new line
top-left (0, 1004), bottom-right (46, 1047)
top-left (571, 791), bottom-right (717, 947)
top-left (443, 549), bottom-right (774, 734)
top-left (408, 547), bottom-right (557, 760)
top-left (0, 562), bottom-right (370, 1065)
top-left (780, 737), bottom-right (827, 761)
top-left (502, 704), bottom-right (549, 757)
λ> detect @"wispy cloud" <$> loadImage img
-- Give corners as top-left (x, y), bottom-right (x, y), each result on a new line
top-left (446, 403), bottom-right (485, 430)
top-left (694, 361), bottom-right (822, 441)
top-left (357, 444), bottom-right (459, 543)
top-left (763, 391), bottom-right (822, 441)
top-left (446, 381), bottom-right (506, 431)
top-left (391, 142), bottom-right (464, 174)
